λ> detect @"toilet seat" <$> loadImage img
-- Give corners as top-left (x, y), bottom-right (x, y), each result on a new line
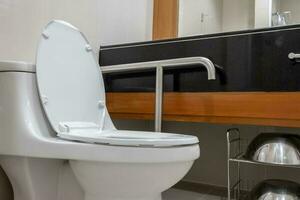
top-left (58, 129), bottom-right (198, 147)
top-left (36, 20), bottom-right (198, 147)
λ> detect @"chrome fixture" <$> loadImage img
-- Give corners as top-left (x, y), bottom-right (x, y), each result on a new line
top-left (101, 57), bottom-right (216, 79)
top-left (101, 57), bottom-right (216, 132)
top-left (246, 180), bottom-right (300, 200)
top-left (272, 11), bottom-right (292, 26)
top-left (288, 52), bottom-right (300, 62)
top-left (245, 133), bottom-right (300, 165)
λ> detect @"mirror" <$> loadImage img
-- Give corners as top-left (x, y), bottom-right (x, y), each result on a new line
top-left (153, 0), bottom-right (300, 40)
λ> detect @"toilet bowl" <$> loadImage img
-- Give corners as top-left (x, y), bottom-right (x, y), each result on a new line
top-left (0, 20), bottom-right (200, 200)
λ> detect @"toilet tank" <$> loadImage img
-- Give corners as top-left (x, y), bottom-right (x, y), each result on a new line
top-left (0, 61), bottom-right (56, 156)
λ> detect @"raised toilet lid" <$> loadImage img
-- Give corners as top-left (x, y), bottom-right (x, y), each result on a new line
top-left (36, 20), bottom-right (199, 147)
top-left (36, 20), bottom-right (106, 133)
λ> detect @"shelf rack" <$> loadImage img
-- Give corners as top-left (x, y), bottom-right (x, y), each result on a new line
top-left (227, 128), bottom-right (300, 200)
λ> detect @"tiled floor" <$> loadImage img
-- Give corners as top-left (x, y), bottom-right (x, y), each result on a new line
top-left (162, 188), bottom-right (224, 200)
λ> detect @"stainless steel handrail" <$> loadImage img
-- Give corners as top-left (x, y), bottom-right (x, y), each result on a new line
top-left (101, 57), bottom-right (216, 132)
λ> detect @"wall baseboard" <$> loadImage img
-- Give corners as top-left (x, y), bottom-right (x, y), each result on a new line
top-left (173, 180), bottom-right (227, 197)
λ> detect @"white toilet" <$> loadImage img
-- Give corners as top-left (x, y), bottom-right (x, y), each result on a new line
top-left (0, 20), bottom-right (200, 200)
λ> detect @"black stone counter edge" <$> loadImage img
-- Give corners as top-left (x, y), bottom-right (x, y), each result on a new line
top-left (100, 24), bottom-right (300, 51)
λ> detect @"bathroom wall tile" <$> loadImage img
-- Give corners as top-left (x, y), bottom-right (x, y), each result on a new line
top-left (0, 0), bottom-right (153, 62)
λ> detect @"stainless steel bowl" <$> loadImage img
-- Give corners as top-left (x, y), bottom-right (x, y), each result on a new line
top-left (244, 133), bottom-right (300, 165)
top-left (246, 180), bottom-right (300, 200)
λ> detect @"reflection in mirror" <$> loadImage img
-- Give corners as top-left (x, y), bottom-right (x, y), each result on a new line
top-left (178, 0), bottom-right (300, 37)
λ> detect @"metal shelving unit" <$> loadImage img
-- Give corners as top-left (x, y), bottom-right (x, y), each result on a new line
top-left (227, 128), bottom-right (300, 200)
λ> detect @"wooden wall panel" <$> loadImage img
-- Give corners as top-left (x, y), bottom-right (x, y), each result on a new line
top-left (152, 0), bottom-right (179, 40)
top-left (106, 92), bottom-right (300, 127)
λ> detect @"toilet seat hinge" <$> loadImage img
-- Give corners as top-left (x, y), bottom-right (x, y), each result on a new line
top-left (42, 31), bottom-right (50, 39)
top-left (58, 122), bottom-right (100, 134)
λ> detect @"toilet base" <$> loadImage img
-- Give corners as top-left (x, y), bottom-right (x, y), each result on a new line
top-left (85, 194), bottom-right (161, 200)
top-left (70, 160), bottom-right (194, 200)
top-left (0, 156), bottom-right (63, 200)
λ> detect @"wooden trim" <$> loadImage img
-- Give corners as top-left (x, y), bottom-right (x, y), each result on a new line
top-left (152, 0), bottom-right (179, 40)
top-left (106, 92), bottom-right (300, 127)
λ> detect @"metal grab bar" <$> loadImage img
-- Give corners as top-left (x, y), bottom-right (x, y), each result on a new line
top-left (101, 57), bottom-right (216, 132)
top-left (288, 52), bottom-right (300, 61)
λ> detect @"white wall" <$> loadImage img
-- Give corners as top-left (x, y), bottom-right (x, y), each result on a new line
top-left (222, 0), bottom-right (254, 32)
top-left (178, 0), bottom-right (223, 37)
top-left (272, 0), bottom-right (280, 13)
top-left (179, 0), bottom-right (255, 37)
top-left (254, 0), bottom-right (272, 28)
top-left (179, 0), bottom-right (300, 37)
top-left (0, 0), bottom-right (153, 63)
top-left (98, 0), bottom-right (153, 46)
